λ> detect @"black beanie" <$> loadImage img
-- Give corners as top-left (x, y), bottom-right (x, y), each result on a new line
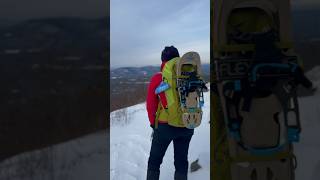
top-left (161, 46), bottom-right (180, 62)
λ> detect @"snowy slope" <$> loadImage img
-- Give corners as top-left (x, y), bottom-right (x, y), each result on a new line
top-left (295, 66), bottom-right (320, 180)
top-left (0, 131), bottom-right (108, 180)
top-left (110, 66), bottom-right (320, 180)
top-left (110, 91), bottom-right (210, 180)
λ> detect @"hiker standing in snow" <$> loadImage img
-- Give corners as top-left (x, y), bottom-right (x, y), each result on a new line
top-left (146, 46), bottom-right (194, 180)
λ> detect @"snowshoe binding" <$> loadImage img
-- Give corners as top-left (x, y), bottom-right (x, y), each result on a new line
top-left (212, 0), bottom-right (302, 180)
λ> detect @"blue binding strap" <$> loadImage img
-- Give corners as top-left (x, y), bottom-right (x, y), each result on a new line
top-left (234, 80), bottom-right (241, 91)
top-left (188, 108), bottom-right (197, 113)
top-left (251, 63), bottom-right (295, 82)
top-left (242, 144), bottom-right (287, 156)
top-left (229, 122), bottom-right (241, 141)
top-left (288, 127), bottom-right (300, 143)
top-left (289, 62), bottom-right (299, 73)
top-left (199, 100), bottom-right (204, 108)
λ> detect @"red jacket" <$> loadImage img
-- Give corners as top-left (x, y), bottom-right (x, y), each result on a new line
top-left (146, 62), bottom-right (168, 125)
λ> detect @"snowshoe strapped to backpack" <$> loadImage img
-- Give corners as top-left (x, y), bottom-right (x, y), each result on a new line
top-left (212, 1), bottom-right (301, 180)
top-left (155, 52), bottom-right (207, 129)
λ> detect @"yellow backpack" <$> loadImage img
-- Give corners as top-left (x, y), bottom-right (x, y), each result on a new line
top-left (155, 52), bottom-right (206, 129)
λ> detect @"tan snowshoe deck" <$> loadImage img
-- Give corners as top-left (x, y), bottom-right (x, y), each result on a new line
top-left (227, 95), bottom-right (294, 180)
top-left (239, 94), bottom-right (283, 149)
top-left (178, 52), bottom-right (203, 129)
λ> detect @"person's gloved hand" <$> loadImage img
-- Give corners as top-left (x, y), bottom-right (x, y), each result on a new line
top-left (150, 125), bottom-right (155, 142)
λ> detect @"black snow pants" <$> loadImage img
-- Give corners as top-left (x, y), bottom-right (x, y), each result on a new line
top-left (146, 123), bottom-right (194, 180)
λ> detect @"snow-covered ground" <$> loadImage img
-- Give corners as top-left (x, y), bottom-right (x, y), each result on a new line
top-left (109, 66), bottom-right (320, 180)
top-left (110, 91), bottom-right (210, 180)
top-left (295, 66), bottom-right (320, 180)
top-left (0, 131), bottom-right (108, 180)
top-left (0, 67), bottom-right (319, 180)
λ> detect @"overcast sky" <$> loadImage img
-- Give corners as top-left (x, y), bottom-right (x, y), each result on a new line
top-left (110, 0), bottom-right (320, 68)
top-left (110, 0), bottom-right (210, 68)
top-left (1, 0), bottom-right (318, 68)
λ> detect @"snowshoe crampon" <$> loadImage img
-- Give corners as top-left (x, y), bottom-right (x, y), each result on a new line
top-left (212, 0), bottom-right (301, 179)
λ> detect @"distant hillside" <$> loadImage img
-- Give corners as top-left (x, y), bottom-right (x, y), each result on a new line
top-left (0, 17), bottom-right (109, 51)
top-left (111, 63), bottom-right (210, 80)
top-left (111, 66), bottom-right (159, 79)
top-left (110, 63), bottom-right (210, 111)
top-left (0, 19), bottom-right (20, 28)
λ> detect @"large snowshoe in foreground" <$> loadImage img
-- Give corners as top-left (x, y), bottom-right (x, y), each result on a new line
top-left (155, 52), bottom-right (207, 129)
top-left (212, 0), bottom-right (301, 180)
